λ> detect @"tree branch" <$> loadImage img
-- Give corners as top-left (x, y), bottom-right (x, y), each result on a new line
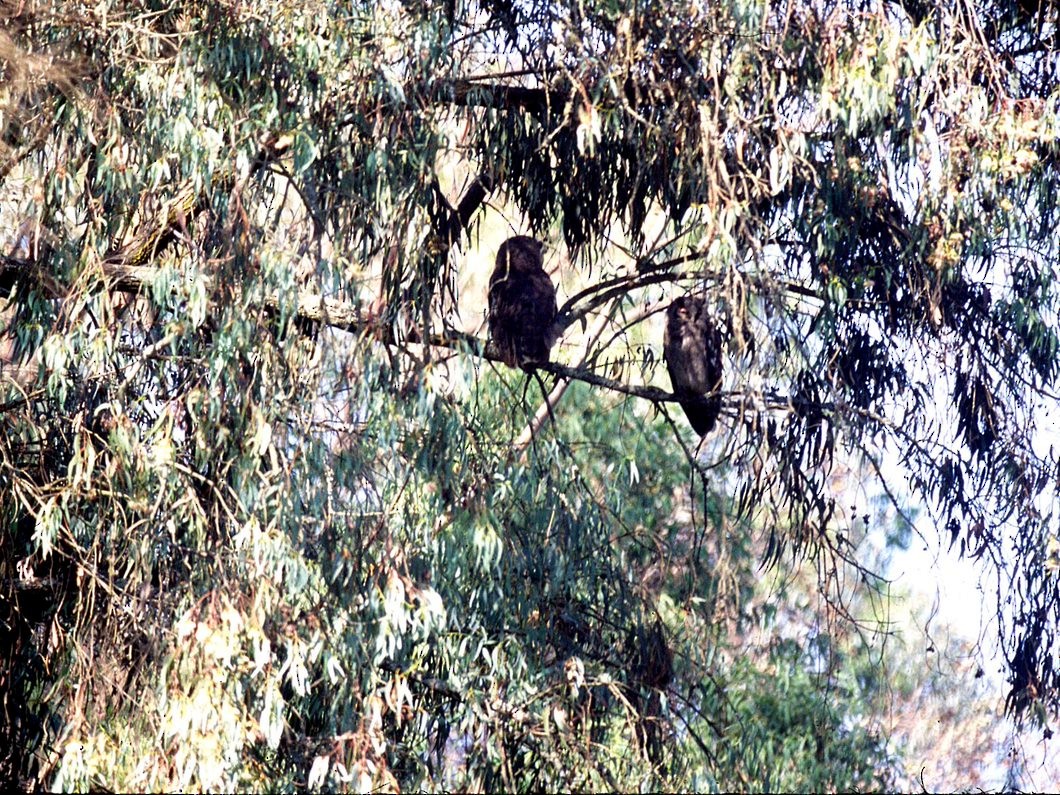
top-left (0, 250), bottom-right (773, 414)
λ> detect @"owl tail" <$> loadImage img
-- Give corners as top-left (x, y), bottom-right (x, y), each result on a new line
top-left (680, 394), bottom-right (721, 436)
top-left (516, 335), bottom-right (551, 372)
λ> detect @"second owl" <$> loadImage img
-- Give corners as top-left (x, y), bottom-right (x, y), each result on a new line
top-left (663, 295), bottom-right (723, 436)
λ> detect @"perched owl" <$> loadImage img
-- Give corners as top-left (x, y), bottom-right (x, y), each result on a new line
top-left (663, 295), bottom-right (723, 435)
top-left (488, 236), bottom-right (557, 371)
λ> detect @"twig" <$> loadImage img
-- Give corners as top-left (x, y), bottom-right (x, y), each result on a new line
top-left (512, 305), bottom-right (615, 456)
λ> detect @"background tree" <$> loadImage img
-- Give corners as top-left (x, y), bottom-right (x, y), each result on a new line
top-left (1, 0), bottom-right (1059, 790)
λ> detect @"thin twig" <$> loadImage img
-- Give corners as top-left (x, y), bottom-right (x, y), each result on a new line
top-left (512, 305), bottom-right (615, 456)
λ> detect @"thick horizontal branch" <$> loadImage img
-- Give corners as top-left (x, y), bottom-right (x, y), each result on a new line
top-left (536, 360), bottom-right (829, 418)
top-left (432, 75), bottom-right (717, 115)
top-left (0, 252), bottom-right (820, 416)
top-left (1, 247), bottom-right (873, 424)
top-left (430, 78), bottom-right (572, 114)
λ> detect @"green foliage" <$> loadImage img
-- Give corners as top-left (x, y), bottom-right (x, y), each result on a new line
top-left (2, 0), bottom-right (1060, 791)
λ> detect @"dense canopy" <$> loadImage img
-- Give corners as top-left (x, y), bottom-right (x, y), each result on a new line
top-left (2, 0), bottom-right (1059, 790)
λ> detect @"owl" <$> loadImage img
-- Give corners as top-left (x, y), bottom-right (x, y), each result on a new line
top-left (488, 236), bottom-right (557, 371)
top-left (663, 295), bottom-right (723, 435)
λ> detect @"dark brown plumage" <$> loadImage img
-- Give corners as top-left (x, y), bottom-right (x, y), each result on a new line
top-left (663, 295), bottom-right (723, 435)
top-left (488, 236), bottom-right (557, 371)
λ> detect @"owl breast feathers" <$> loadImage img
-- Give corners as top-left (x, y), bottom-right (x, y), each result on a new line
top-left (663, 295), bottom-right (723, 436)
top-left (488, 236), bottom-right (557, 371)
